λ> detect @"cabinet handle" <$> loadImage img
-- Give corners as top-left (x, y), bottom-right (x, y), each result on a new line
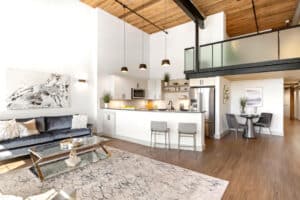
top-left (107, 115), bottom-right (110, 120)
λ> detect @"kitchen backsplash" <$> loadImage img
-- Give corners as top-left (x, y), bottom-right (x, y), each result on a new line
top-left (108, 98), bottom-right (190, 110)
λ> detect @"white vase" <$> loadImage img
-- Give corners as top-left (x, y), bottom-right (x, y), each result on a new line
top-left (65, 150), bottom-right (81, 167)
top-left (104, 103), bottom-right (109, 108)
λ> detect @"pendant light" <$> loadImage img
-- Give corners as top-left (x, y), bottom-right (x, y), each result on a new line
top-left (121, 5), bottom-right (128, 73)
top-left (139, 0), bottom-right (147, 71)
top-left (161, 0), bottom-right (170, 67)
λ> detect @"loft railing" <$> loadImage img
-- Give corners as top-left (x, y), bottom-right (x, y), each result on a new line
top-left (184, 25), bottom-right (300, 72)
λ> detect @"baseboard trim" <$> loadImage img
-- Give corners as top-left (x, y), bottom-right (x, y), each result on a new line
top-left (104, 134), bottom-right (205, 152)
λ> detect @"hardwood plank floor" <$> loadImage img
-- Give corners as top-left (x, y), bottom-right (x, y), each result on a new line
top-left (1, 118), bottom-right (300, 199)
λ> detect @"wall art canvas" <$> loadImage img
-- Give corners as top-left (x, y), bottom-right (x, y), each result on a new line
top-left (6, 69), bottom-right (70, 110)
top-left (245, 88), bottom-right (263, 107)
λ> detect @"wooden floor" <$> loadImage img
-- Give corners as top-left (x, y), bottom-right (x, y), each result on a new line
top-left (1, 119), bottom-right (300, 199)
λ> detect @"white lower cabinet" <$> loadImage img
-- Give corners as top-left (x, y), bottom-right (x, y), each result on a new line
top-left (103, 111), bottom-right (116, 137)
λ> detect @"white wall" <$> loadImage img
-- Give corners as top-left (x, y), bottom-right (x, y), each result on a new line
top-left (216, 77), bottom-right (231, 138)
top-left (0, 0), bottom-right (98, 123)
top-left (284, 88), bottom-right (290, 118)
top-left (295, 90), bottom-right (300, 120)
top-left (149, 12), bottom-right (226, 80)
top-left (97, 9), bottom-right (150, 132)
top-left (230, 79), bottom-right (284, 136)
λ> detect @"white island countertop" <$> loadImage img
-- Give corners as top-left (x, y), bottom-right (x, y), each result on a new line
top-left (103, 108), bottom-right (205, 151)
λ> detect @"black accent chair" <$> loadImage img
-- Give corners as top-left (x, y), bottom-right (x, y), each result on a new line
top-left (254, 113), bottom-right (273, 134)
top-left (226, 114), bottom-right (247, 138)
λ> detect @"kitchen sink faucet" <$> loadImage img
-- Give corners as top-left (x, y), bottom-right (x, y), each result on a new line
top-left (168, 100), bottom-right (175, 111)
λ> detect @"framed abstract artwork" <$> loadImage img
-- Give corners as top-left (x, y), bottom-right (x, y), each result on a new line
top-left (245, 88), bottom-right (263, 107)
top-left (6, 69), bottom-right (71, 110)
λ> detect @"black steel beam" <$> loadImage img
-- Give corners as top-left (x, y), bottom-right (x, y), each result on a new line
top-left (185, 58), bottom-right (300, 79)
top-left (114, 0), bottom-right (168, 34)
top-left (173, 0), bottom-right (205, 28)
top-left (195, 21), bottom-right (200, 72)
top-left (251, 0), bottom-right (259, 33)
top-left (292, 0), bottom-right (300, 25)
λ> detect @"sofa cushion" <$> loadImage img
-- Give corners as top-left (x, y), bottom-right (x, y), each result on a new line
top-left (0, 132), bottom-right (54, 151)
top-left (70, 128), bottom-right (91, 137)
top-left (45, 115), bottom-right (72, 131)
top-left (16, 117), bottom-right (46, 132)
top-left (50, 128), bottom-right (91, 140)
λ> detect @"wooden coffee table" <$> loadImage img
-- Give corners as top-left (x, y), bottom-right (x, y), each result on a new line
top-left (29, 136), bottom-right (110, 181)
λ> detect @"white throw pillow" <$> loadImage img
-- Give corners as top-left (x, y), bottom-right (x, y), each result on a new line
top-left (71, 115), bottom-right (88, 129)
top-left (0, 119), bottom-right (20, 141)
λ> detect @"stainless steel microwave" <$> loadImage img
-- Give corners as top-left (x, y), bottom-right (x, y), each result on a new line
top-left (131, 88), bottom-right (145, 99)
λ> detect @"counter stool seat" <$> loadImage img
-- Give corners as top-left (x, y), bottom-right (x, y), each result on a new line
top-left (150, 121), bottom-right (170, 149)
top-left (178, 123), bottom-right (197, 151)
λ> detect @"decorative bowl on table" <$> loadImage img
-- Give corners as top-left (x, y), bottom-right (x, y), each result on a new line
top-left (60, 138), bottom-right (83, 150)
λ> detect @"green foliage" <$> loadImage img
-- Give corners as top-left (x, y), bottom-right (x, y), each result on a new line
top-left (240, 97), bottom-right (247, 108)
top-left (163, 73), bottom-right (170, 82)
top-left (102, 93), bottom-right (111, 103)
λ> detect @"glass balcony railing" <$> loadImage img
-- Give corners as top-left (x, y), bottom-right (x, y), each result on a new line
top-left (184, 25), bottom-right (300, 72)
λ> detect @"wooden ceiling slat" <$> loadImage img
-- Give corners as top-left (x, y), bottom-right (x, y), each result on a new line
top-left (81, 0), bottom-right (298, 37)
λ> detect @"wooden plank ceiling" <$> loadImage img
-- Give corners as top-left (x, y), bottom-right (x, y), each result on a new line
top-left (81, 0), bottom-right (298, 37)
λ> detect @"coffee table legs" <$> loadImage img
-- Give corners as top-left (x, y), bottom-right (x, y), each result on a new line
top-left (98, 144), bottom-right (111, 157)
top-left (30, 153), bottom-right (44, 181)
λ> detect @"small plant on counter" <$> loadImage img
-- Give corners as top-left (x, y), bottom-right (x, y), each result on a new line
top-left (102, 93), bottom-right (111, 108)
top-left (163, 73), bottom-right (170, 86)
top-left (240, 97), bottom-right (247, 114)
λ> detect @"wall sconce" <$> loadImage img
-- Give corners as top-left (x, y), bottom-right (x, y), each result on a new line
top-left (75, 72), bottom-right (88, 84)
top-left (78, 79), bottom-right (87, 83)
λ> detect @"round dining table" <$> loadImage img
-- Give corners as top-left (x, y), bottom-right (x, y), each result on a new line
top-left (240, 114), bottom-right (260, 139)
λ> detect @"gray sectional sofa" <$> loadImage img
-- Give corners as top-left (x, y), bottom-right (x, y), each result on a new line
top-left (0, 115), bottom-right (92, 161)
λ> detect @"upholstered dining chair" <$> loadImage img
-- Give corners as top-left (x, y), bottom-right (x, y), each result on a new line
top-left (253, 113), bottom-right (273, 134)
top-left (226, 114), bottom-right (247, 139)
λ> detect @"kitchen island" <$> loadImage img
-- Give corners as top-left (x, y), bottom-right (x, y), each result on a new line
top-left (103, 109), bottom-right (205, 151)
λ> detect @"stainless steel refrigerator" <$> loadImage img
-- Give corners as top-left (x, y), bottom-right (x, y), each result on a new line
top-left (189, 87), bottom-right (215, 138)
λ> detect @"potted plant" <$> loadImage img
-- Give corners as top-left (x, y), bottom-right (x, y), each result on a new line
top-left (163, 73), bottom-right (170, 87)
top-left (102, 93), bottom-right (111, 108)
top-left (240, 97), bottom-right (247, 114)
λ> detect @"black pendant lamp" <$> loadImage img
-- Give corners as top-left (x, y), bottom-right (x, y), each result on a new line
top-left (121, 5), bottom-right (128, 73)
top-left (139, 0), bottom-right (147, 71)
top-left (161, 0), bottom-right (170, 67)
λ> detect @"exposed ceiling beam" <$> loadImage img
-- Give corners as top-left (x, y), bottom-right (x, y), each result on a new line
top-left (173, 0), bottom-right (205, 28)
top-left (251, 0), bottom-right (259, 33)
top-left (292, 0), bottom-right (300, 25)
top-left (114, 0), bottom-right (168, 34)
top-left (119, 0), bottom-right (161, 19)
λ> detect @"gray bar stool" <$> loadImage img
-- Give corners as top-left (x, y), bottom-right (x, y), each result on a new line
top-left (178, 123), bottom-right (197, 151)
top-left (150, 121), bottom-right (170, 149)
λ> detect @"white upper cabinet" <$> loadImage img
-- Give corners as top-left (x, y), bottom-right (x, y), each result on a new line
top-left (147, 79), bottom-right (161, 100)
top-left (105, 75), bottom-right (148, 100)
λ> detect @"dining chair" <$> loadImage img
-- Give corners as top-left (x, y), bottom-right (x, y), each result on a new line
top-left (226, 114), bottom-right (247, 138)
top-left (253, 113), bottom-right (273, 134)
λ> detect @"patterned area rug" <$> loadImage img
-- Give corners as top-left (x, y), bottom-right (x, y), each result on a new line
top-left (0, 148), bottom-right (228, 200)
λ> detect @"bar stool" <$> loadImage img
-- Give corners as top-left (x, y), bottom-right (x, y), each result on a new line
top-left (150, 121), bottom-right (170, 149)
top-left (178, 123), bottom-right (197, 151)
